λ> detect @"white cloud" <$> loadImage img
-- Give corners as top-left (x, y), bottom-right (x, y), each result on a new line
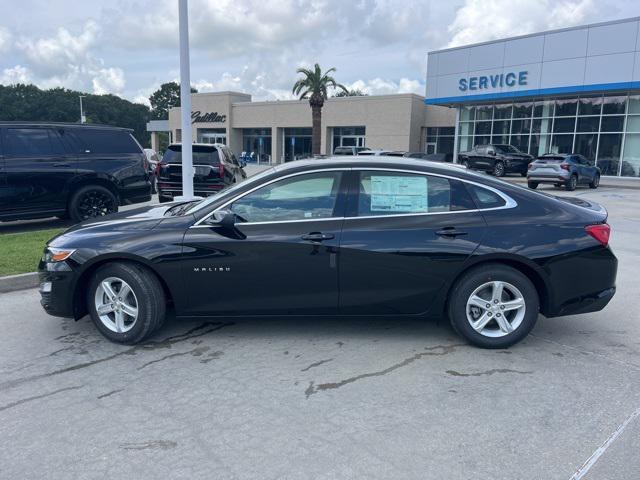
top-left (92, 67), bottom-right (125, 95)
top-left (447, 0), bottom-right (598, 47)
top-left (0, 65), bottom-right (31, 84)
top-left (345, 77), bottom-right (424, 96)
top-left (0, 26), bottom-right (11, 52)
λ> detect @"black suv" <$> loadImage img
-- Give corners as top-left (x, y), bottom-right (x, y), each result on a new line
top-left (458, 144), bottom-right (532, 177)
top-left (0, 123), bottom-right (151, 222)
top-left (157, 143), bottom-right (246, 202)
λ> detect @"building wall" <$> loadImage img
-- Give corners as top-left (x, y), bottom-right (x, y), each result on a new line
top-left (168, 91), bottom-right (456, 161)
top-left (426, 17), bottom-right (640, 104)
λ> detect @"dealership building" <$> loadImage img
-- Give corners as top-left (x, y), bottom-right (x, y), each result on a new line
top-left (149, 92), bottom-right (454, 163)
top-left (425, 16), bottom-right (640, 178)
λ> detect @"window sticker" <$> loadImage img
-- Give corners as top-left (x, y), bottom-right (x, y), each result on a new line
top-left (370, 175), bottom-right (428, 212)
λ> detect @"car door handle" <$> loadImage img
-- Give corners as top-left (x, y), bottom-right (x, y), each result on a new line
top-left (301, 232), bottom-right (335, 242)
top-left (436, 227), bottom-right (468, 238)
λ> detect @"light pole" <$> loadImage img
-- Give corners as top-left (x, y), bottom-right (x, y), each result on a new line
top-left (177, 0), bottom-right (194, 200)
top-left (79, 95), bottom-right (86, 124)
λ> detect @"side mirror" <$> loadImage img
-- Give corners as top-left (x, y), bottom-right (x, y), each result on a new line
top-left (207, 210), bottom-right (236, 229)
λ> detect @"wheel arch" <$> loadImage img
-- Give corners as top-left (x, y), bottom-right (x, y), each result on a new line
top-left (67, 175), bottom-right (121, 206)
top-left (443, 254), bottom-right (552, 317)
top-left (71, 254), bottom-right (174, 320)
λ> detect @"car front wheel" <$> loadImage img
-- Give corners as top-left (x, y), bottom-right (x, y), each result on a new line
top-left (527, 181), bottom-right (538, 189)
top-left (493, 161), bottom-right (505, 177)
top-left (589, 174), bottom-right (600, 189)
top-left (87, 262), bottom-right (166, 344)
top-left (448, 264), bottom-right (539, 348)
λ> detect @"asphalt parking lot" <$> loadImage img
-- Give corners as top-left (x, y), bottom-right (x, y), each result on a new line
top-left (1, 183), bottom-right (639, 479)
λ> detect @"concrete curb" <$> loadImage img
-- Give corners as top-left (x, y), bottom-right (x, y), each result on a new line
top-left (505, 177), bottom-right (640, 190)
top-left (0, 272), bottom-right (39, 293)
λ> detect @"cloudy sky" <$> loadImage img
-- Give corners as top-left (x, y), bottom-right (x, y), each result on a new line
top-left (0, 0), bottom-right (637, 105)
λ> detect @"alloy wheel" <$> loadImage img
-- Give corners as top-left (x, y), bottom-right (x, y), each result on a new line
top-left (94, 277), bottom-right (139, 333)
top-left (78, 190), bottom-right (116, 219)
top-left (494, 162), bottom-right (505, 176)
top-left (466, 281), bottom-right (526, 338)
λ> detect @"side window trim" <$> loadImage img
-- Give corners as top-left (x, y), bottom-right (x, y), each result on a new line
top-left (192, 167), bottom-right (516, 227)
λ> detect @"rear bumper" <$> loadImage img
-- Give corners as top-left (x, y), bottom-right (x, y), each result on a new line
top-left (551, 287), bottom-right (616, 317)
top-left (158, 182), bottom-right (226, 199)
top-left (527, 174), bottom-right (570, 183)
top-left (119, 181), bottom-right (152, 205)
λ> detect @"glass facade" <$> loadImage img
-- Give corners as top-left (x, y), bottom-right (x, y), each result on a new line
top-left (425, 127), bottom-right (455, 159)
top-left (242, 128), bottom-right (272, 164)
top-left (332, 126), bottom-right (366, 153)
top-left (457, 93), bottom-right (640, 176)
top-left (284, 127), bottom-right (312, 162)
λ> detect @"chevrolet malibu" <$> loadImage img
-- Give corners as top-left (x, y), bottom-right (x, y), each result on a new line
top-left (38, 158), bottom-right (617, 349)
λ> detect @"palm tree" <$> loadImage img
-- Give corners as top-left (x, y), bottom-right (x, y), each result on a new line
top-left (292, 64), bottom-right (348, 155)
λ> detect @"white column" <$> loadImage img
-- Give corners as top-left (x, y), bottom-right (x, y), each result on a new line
top-left (452, 106), bottom-right (460, 163)
top-left (177, 0), bottom-right (194, 200)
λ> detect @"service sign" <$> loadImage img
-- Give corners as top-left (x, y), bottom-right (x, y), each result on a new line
top-left (458, 71), bottom-right (528, 92)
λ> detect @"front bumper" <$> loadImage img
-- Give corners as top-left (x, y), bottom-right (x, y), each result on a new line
top-left (38, 264), bottom-right (77, 318)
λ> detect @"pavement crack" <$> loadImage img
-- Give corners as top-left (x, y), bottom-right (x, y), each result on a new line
top-left (301, 358), bottom-right (333, 372)
top-left (137, 346), bottom-right (210, 370)
top-left (0, 385), bottom-right (83, 413)
top-left (119, 440), bottom-right (177, 450)
top-left (0, 322), bottom-right (233, 391)
top-left (305, 344), bottom-right (463, 398)
top-left (97, 388), bottom-right (124, 399)
top-left (446, 368), bottom-right (533, 377)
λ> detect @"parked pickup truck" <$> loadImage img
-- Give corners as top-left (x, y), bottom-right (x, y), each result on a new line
top-left (458, 144), bottom-right (532, 177)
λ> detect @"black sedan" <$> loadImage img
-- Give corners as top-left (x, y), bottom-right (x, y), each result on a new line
top-left (458, 144), bottom-right (532, 177)
top-left (38, 158), bottom-right (617, 349)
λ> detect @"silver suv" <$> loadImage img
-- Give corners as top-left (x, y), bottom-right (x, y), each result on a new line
top-left (527, 153), bottom-right (600, 191)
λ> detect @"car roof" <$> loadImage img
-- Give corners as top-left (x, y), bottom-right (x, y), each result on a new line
top-left (0, 121), bottom-right (132, 131)
top-left (271, 156), bottom-right (476, 178)
top-left (538, 153), bottom-right (571, 158)
top-left (169, 142), bottom-right (224, 148)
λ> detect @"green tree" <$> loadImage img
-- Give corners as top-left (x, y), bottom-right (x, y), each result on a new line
top-left (0, 84), bottom-right (151, 145)
top-left (333, 89), bottom-right (367, 97)
top-left (149, 82), bottom-right (197, 120)
top-left (292, 64), bottom-right (348, 155)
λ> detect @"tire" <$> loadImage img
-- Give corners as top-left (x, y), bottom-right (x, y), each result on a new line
top-left (527, 181), bottom-right (538, 189)
top-left (589, 174), bottom-right (600, 189)
top-left (493, 161), bottom-right (505, 177)
top-left (447, 264), bottom-right (539, 349)
top-left (87, 262), bottom-right (166, 345)
top-left (565, 175), bottom-right (578, 191)
top-left (159, 195), bottom-right (172, 203)
top-left (151, 176), bottom-right (157, 194)
top-left (69, 185), bottom-right (118, 222)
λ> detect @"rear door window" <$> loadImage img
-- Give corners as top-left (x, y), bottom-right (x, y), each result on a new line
top-left (466, 184), bottom-right (507, 209)
top-left (355, 171), bottom-right (475, 216)
top-left (69, 129), bottom-right (141, 154)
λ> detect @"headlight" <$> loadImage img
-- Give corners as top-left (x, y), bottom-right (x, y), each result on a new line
top-left (43, 247), bottom-right (76, 263)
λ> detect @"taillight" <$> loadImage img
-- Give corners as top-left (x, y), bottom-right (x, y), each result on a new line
top-left (561, 163), bottom-right (570, 171)
top-left (218, 162), bottom-right (225, 178)
top-left (585, 223), bottom-right (610, 247)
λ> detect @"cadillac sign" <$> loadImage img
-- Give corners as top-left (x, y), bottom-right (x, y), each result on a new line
top-left (191, 111), bottom-right (227, 123)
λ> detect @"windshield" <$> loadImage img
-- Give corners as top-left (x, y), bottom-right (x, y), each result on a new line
top-left (495, 145), bottom-right (521, 154)
top-left (164, 146), bottom-right (220, 165)
top-left (184, 167), bottom-right (276, 215)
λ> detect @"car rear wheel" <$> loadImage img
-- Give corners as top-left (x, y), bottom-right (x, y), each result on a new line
top-left (493, 161), bottom-right (505, 177)
top-left (69, 185), bottom-right (118, 222)
top-left (589, 174), bottom-right (600, 189)
top-left (448, 264), bottom-right (539, 348)
top-left (565, 175), bottom-right (578, 191)
top-left (527, 181), bottom-right (538, 189)
top-left (87, 262), bottom-right (166, 344)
